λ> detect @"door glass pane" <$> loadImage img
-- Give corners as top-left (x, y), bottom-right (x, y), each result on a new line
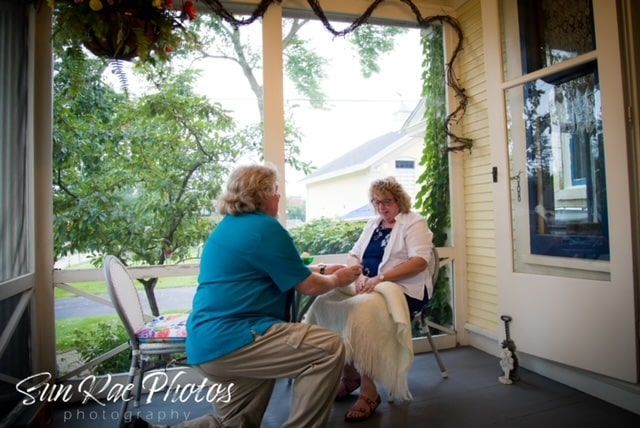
top-left (502, 0), bottom-right (595, 80)
top-left (506, 61), bottom-right (609, 278)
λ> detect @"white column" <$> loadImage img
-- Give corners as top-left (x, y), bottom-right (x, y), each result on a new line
top-left (33, 5), bottom-right (56, 375)
top-left (262, 4), bottom-right (287, 223)
top-left (444, 20), bottom-right (469, 346)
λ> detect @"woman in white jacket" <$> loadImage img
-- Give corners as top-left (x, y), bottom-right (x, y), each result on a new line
top-left (340, 176), bottom-right (434, 422)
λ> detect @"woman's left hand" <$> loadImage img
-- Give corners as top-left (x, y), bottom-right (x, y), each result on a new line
top-left (356, 275), bottom-right (382, 294)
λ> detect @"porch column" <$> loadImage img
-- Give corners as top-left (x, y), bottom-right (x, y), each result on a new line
top-left (262, 3), bottom-right (286, 222)
top-left (33, 5), bottom-right (55, 375)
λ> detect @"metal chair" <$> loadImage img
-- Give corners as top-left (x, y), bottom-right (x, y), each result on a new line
top-left (414, 246), bottom-right (448, 378)
top-left (103, 255), bottom-right (187, 427)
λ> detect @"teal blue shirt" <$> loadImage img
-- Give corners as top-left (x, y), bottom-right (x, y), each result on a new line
top-left (186, 212), bottom-right (311, 365)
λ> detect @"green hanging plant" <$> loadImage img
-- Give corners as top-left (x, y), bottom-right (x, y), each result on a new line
top-left (415, 25), bottom-right (452, 329)
top-left (48, 0), bottom-right (198, 63)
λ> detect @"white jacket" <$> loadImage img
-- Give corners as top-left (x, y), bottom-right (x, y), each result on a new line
top-left (349, 212), bottom-right (434, 301)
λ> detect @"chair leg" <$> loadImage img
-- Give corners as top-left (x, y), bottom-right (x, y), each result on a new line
top-left (135, 355), bottom-right (145, 408)
top-left (425, 327), bottom-right (448, 378)
top-left (119, 352), bottom-right (139, 428)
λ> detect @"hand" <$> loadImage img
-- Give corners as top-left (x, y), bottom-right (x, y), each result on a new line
top-left (334, 265), bottom-right (362, 287)
top-left (356, 275), bottom-right (382, 294)
top-left (324, 263), bottom-right (346, 275)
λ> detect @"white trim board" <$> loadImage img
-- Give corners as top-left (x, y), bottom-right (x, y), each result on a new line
top-left (465, 328), bottom-right (640, 415)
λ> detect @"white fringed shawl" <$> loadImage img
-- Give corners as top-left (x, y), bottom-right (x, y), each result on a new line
top-left (303, 282), bottom-right (414, 401)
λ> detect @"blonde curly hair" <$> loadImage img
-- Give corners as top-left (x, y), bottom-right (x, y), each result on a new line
top-left (369, 176), bottom-right (412, 214)
top-left (217, 164), bottom-right (278, 216)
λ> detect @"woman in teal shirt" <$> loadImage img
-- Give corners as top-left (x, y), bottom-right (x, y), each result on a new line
top-left (185, 164), bottom-right (361, 428)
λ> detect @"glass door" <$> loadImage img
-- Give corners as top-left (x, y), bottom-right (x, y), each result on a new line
top-left (491, 0), bottom-right (637, 382)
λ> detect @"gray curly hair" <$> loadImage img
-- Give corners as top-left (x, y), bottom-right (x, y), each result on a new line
top-left (369, 176), bottom-right (412, 214)
top-left (217, 164), bottom-right (278, 216)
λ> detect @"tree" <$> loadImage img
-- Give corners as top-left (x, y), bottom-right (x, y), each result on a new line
top-left (53, 47), bottom-right (245, 315)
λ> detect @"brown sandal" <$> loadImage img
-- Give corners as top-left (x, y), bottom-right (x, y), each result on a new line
top-left (335, 377), bottom-right (361, 401)
top-left (344, 394), bottom-right (381, 422)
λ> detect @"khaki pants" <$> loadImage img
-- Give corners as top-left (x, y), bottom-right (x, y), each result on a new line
top-left (180, 322), bottom-right (345, 428)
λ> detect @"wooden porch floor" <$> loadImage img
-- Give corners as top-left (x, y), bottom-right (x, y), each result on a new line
top-left (51, 346), bottom-right (639, 427)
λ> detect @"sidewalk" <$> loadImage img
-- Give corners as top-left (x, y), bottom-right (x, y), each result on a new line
top-left (55, 286), bottom-right (197, 320)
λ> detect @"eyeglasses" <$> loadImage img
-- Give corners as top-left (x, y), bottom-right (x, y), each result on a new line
top-left (370, 198), bottom-right (394, 207)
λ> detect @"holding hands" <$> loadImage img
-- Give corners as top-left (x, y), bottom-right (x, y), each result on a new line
top-left (298, 262), bottom-right (361, 296)
top-left (317, 263), bottom-right (348, 275)
top-left (355, 274), bottom-right (382, 294)
top-left (334, 265), bottom-right (363, 287)
top-left (314, 263), bottom-right (361, 285)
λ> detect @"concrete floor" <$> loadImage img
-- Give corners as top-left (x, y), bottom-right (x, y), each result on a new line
top-left (52, 346), bottom-right (640, 427)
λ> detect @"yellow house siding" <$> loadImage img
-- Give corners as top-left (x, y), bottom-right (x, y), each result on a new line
top-left (456, 0), bottom-right (499, 332)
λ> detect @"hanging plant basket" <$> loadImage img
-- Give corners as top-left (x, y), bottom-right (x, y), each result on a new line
top-left (50, 0), bottom-right (198, 63)
top-left (82, 12), bottom-right (159, 61)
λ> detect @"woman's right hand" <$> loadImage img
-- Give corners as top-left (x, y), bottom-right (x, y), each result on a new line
top-left (355, 273), bottom-right (368, 291)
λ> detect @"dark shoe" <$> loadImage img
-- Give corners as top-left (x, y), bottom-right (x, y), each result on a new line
top-left (124, 416), bottom-right (151, 428)
top-left (124, 416), bottom-right (170, 428)
top-left (344, 394), bottom-right (381, 422)
top-left (335, 376), bottom-right (361, 401)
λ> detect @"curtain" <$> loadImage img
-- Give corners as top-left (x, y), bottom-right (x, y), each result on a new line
top-left (0, 1), bottom-right (30, 283)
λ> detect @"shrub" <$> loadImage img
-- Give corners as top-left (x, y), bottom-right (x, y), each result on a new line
top-left (71, 320), bottom-right (130, 375)
top-left (289, 218), bottom-right (366, 255)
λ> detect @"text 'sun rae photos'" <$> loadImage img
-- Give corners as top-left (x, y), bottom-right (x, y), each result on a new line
top-left (15, 370), bottom-right (233, 421)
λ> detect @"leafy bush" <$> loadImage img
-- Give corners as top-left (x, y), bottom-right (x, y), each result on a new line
top-left (428, 269), bottom-right (452, 326)
top-left (289, 218), bottom-right (366, 255)
top-left (71, 320), bottom-right (130, 375)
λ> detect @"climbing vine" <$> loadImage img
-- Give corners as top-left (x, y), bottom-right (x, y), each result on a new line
top-left (415, 25), bottom-right (453, 328)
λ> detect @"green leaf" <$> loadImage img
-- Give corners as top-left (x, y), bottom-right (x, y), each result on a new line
top-left (414, 26), bottom-right (452, 328)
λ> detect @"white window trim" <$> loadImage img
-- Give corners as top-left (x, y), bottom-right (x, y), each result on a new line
top-left (501, 2), bottom-right (610, 274)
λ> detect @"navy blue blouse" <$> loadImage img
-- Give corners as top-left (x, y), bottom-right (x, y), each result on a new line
top-left (361, 222), bottom-right (392, 277)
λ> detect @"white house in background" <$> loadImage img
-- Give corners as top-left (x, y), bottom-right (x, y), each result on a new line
top-left (303, 99), bottom-right (427, 221)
